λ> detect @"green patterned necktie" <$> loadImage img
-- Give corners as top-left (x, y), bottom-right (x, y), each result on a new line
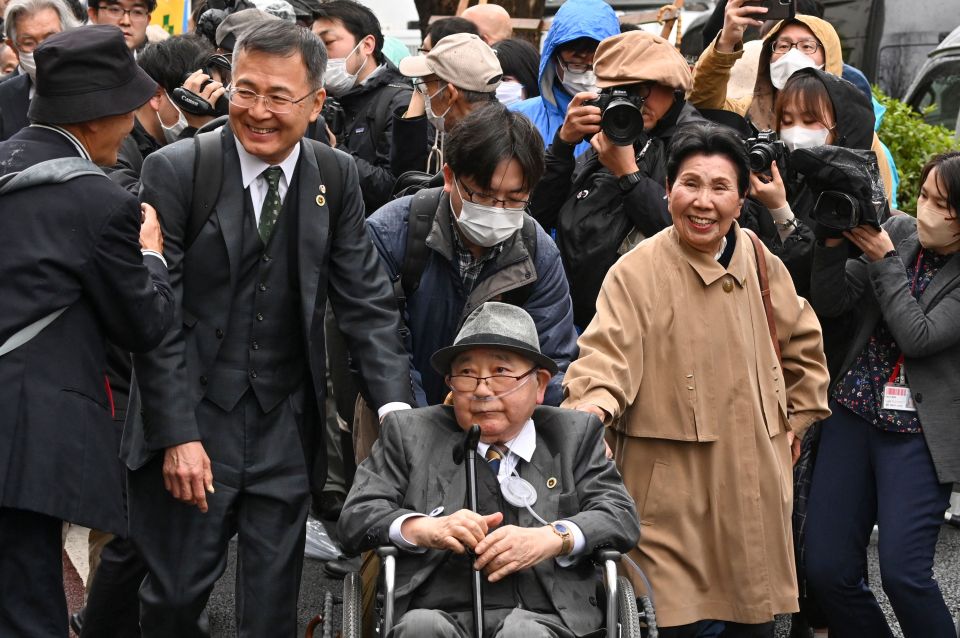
top-left (258, 166), bottom-right (283, 244)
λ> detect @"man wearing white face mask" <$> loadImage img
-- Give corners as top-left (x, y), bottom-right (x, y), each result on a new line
top-left (689, 3), bottom-right (895, 202)
top-left (311, 0), bottom-right (412, 213)
top-left (366, 102), bottom-right (578, 409)
top-left (0, 0), bottom-right (77, 141)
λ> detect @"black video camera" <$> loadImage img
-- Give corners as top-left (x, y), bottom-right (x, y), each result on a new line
top-left (745, 130), bottom-right (787, 173)
top-left (584, 89), bottom-right (646, 146)
top-left (320, 97), bottom-right (346, 138)
top-left (171, 68), bottom-right (229, 118)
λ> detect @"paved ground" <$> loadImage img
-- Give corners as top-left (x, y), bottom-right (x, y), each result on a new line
top-left (66, 521), bottom-right (960, 637)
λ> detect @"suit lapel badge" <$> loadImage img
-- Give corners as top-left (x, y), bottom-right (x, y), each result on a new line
top-left (316, 184), bottom-right (327, 207)
top-left (546, 477), bottom-right (558, 489)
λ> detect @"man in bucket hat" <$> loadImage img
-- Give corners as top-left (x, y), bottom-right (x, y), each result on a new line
top-left (0, 24), bottom-right (173, 637)
top-left (339, 302), bottom-right (639, 637)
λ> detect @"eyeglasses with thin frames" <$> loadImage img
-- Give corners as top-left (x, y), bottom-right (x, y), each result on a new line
top-left (97, 4), bottom-right (150, 22)
top-left (456, 179), bottom-right (530, 210)
top-left (447, 367), bottom-right (538, 393)
top-left (770, 38), bottom-right (820, 56)
top-left (226, 87), bottom-right (318, 114)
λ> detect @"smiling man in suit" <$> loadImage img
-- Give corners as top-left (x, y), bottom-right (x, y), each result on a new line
top-left (339, 302), bottom-right (639, 637)
top-left (127, 20), bottom-right (413, 637)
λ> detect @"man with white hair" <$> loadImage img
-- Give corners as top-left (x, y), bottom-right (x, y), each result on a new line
top-left (0, 0), bottom-right (76, 140)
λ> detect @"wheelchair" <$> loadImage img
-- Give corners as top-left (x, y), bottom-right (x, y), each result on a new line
top-left (340, 546), bottom-right (657, 638)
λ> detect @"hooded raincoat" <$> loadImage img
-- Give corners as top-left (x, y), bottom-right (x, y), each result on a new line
top-left (689, 15), bottom-right (895, 201)
top-left (509, 0), bottom-right (619, 157)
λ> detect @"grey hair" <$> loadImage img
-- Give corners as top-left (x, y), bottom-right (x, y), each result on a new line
top-left (232, 20), bottom-right (327, 90)
top-left (4, 0), bottom-right (79, 45)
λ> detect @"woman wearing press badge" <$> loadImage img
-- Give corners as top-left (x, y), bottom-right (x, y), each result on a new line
top-left (804, 152), bottom-right (960, 637)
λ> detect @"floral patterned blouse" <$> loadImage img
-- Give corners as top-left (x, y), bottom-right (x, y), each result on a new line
top-left (832, 249), bottom-right (951, 433)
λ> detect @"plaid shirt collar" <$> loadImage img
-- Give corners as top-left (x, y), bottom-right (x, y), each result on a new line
top-left (450, 214), bottom-right (503, 293)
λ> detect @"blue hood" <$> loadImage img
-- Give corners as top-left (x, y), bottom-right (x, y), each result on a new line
top-left (538, 0), bottom-right (620, 108)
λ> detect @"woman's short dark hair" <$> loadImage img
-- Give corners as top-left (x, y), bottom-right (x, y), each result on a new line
top-left (492, 38), bottom-right (540, 99)
top-left (445, 102), bottom-right (545, 193)
top-left (311, 0), bottom-right (384, 65)
top-left (666, 123), bottom-right (750, 196)
top-left (774, 71), bottom-right (835, 132)
top-left (233, 21), bottom-right (327, 90)
top-left (920, 151), bottom-right (960, 216)
top-left (428, 17), bottom-right (478, 47)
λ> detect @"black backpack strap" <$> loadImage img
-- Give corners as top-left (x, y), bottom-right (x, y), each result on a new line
top-left (0, 157), bottom-right (104, 194)
top-left (394, 186), bottom-right (443, 313)
top-left (502, 215), bottom-right (540, 307)
top-left (185, 129), bottom-right (224, 251)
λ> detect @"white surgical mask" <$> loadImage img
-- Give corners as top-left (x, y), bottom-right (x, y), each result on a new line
top-left (769, 48), bottom-right (820, 90)
top-left (18, 51), bottom-right (36, 83)
top-left (424, 85), bottom-right (450, 133)
top-left (324, 41), bottom-right (367, 97)
top-left (559, 63), bottom-right (597, 96)
top-left (496, 80), bottom-right (524, 106)
top-left (452, 179), bottom-right (524, 247)
top-left (160, 92), bottom-right (188, 144)
top-left (780, 125), bottom-right (830, 151)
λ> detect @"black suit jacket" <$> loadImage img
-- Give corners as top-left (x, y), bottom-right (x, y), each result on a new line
top-left (0, 126), bottom-right (174, 533)
top-left (126, 127), bottom-right (412, 495)
top-left (338, 405), bottom-right (641, 636)
top-left (0, 73), bottom-right (30, 141)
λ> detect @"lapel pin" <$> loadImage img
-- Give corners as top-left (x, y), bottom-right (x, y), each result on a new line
top-left (546, 477), bottom-right (557, 489)
top-left (315, 195), bottom-right (326, 207)
top-left (319, 184), bottom-right (326, 194)
top-left (429, 506), bottom-right (444, 517)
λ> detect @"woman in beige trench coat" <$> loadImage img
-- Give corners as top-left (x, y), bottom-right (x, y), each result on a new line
top-left (562, 123), bottom-right (831, 636)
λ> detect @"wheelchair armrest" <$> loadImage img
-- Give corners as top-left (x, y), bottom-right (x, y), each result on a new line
top-left (593, 549), bottom-right (621, 565)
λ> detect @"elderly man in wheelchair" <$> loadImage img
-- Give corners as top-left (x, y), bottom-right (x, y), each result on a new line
top-left (337, 302), bottom-right (643, 638)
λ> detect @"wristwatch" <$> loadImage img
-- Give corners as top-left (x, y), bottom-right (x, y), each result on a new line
top-left (550, 521), bottom-right (573, 556)
top-left (617, 170), bottom-right (643, 192)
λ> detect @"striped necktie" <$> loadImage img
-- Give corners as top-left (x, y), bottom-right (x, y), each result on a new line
top-left (258, 166), bottom-right (283, 244)
top-left (485, 445), bottom-right (506, 474)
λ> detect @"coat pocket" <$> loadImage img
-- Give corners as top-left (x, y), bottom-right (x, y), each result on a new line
top-left (639, 460), bottom-right (670, 527)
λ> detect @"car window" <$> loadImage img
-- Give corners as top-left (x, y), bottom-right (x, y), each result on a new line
top-left (913, 58), bottom-right (960, 133)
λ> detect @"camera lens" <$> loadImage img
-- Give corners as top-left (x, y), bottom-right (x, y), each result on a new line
top-left (601, 98), bottom-right (645, 146)
top-left (748, 144), bottom-right (775, 172)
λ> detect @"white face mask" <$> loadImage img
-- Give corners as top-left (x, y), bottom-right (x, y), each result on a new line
top-left (425, 85), bottom-right (450, 133)
top-left (18, 51), bottom-right (36, 83)
top-left (557, 58), bottom-right (597, 95)
top-left (324, 41), bottom-right (367, 97)
top-left (452, 179), bottom-right (525, 247)
top-left (769, 48), bottom-right (820, 90)
top-left (780, 125), bottom-right (830, 151)
top-left (496, 80), bottom-right (524, 106)
top-left (159, 92), bottom-right (188, 144)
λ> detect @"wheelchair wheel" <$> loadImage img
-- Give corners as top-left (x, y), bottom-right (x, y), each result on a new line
top-left (342, 570), bottom-right (363, 638)
top-left (616, 576), bottom-right (642, 638)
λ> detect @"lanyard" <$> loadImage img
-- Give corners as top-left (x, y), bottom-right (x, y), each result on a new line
top-left (887, 249), bottom-right (925, 385)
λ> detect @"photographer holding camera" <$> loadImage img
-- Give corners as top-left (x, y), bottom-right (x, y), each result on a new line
top-left (803, 152), bottom-right (960, 638)
top-left (528, 30), bottom-right (705, 329)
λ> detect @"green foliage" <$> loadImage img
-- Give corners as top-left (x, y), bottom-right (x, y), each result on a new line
top-left (874, 86), bottom-right (958, 215)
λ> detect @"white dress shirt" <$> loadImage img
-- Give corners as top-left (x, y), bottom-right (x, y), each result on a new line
top-left (234, 136), bottom-right (301, 223)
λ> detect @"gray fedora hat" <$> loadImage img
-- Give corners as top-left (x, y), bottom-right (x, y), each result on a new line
top-left (430, 302), bottom-right (559, 375)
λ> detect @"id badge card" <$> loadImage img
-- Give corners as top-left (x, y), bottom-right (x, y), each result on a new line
top-left (882, 383), bottom-right (917, 412)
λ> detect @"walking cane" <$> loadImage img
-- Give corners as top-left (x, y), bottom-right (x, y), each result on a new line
top-left (453, 424), bottom-right (485, 638)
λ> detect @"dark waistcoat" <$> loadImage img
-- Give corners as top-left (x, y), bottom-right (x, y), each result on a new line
top-left (409, 461), bottom-right (553, 614)
top-left (204, 170), bottom-right (306, 413)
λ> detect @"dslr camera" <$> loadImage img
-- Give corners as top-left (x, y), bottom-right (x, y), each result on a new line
top-left (744, 130), bottom-right (787, 173)
top-left (584, 89), bottom-right (646, 146)
top-left (320, 97), bottom-right (346, 138)
top-left (171, 68), bottom-right (229, 118)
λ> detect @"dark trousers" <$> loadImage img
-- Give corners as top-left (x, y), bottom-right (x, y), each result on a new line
top-left (804, 402), bottom-right (953, 638)
top-left (128, 391), bottom-right (311, 637)
top-left (657, 620), bottom-right (774, 638)
top-left (0, 507), bottom-right (67, 638)
top-left (80, 534), bottom-right (146, 637)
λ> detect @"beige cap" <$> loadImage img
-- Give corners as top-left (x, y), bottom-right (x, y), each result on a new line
top-left (594, 31), bottom-right (692, 91)
top-left (399, 33), bottom-right (502, 93)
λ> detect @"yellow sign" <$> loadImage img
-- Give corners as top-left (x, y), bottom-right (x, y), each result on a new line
top-left (151, 0), bottom-right (189, 35)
